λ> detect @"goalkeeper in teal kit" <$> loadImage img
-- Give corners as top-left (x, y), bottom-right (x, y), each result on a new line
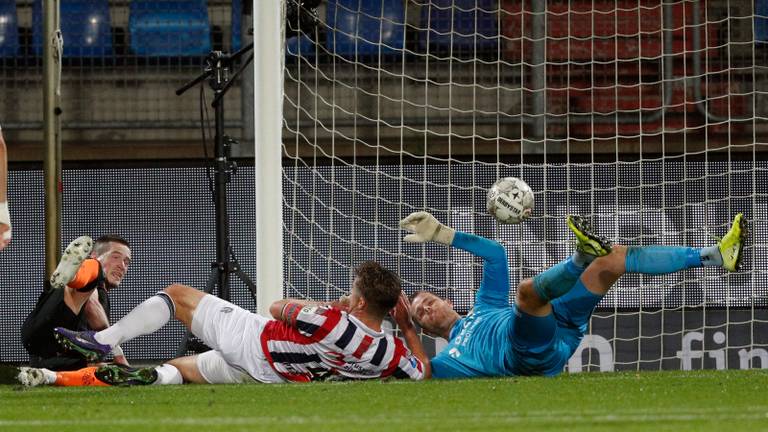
top-left (399, 211), bottom-right (747, 378)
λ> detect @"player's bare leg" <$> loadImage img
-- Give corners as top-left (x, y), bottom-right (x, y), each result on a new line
top-left (163, 283), bottom-right (206, 328)
top-left (579, 245), bottom-right (628, 296)
top-left (166, 355), bottom-right (208, 384)
top-left (515, 279), bottom-right (550, 317)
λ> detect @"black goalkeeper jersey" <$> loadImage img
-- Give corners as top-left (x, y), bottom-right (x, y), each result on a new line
top-left (21, 285), bottom-right (110, 371)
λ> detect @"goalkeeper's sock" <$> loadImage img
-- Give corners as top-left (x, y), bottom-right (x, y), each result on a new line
top-left (625, 246), bottom-right (710, 274)
top-left (95, 292), bottom-right (175, 347)
top-left (533, 257), bottom-right (585, 302)
top-left (571, 250), bottom-right (595, 268)
top-left (699, 244), bottom-right (723, 267)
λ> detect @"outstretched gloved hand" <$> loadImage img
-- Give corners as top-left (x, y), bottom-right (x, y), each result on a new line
top-left (399, 211), bottom-right (455, 245)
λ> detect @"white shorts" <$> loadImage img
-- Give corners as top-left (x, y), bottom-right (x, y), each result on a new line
top-left (195, 350), bottom-right (255, 384)
top-left (191, 294), bottom-right (285, 384)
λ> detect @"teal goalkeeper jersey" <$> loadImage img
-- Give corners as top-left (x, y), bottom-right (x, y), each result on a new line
top-left (429, 231), bottom-right (574, 378)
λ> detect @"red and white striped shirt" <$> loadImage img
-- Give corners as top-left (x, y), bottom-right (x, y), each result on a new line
top-left (260, 305), bottom-right (425, 382)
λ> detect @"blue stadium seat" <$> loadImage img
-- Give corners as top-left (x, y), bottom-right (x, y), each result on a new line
top-left (32, 0), bottom-right (113, 57)
top-left (129, 0), bottom-right (211, 56)
top-left (419, 0), bottom-right (499, 57)
top-left (757, 0), bottom-right (768, 43)
top-left (326, 0), bottom-right (405, 59)
top-left (0, 0), bottom-right (19, 57)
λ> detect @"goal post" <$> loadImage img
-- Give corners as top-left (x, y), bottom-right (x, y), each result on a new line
top-left (254, 0), bottom-right (285, 315)
top-left (279, 0), bottom-right (767, 370)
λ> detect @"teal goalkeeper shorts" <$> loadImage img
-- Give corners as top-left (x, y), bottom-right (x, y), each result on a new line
top-left (550, 280), bottom-right (604, 354)
top-left (510, 280), bottom-right (603, 376)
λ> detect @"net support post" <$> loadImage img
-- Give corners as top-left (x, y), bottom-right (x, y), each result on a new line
top-left (43, 0), bottom-right (62, 281)
top-left (524, 0), bottom-right (549, 155)
top-left (253, 0), bottom-right (284, 314)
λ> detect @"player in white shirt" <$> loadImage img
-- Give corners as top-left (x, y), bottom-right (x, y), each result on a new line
top-left (19, 260), bottom-right (430, 386)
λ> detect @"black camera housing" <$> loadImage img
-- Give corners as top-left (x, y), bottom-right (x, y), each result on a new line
top-left (286, 0), bottom-right (322, 41)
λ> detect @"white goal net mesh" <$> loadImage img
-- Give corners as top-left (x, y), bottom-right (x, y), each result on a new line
top-left (280, 0), bottom-right (767, 371)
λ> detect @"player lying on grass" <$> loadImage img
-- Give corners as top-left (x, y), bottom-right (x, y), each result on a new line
top-left (20, 235), bottom-right (131, 370)
top-left (18, 261), bottom-right (429, 386)
top-left (400, 211), bottom-right (746, 378)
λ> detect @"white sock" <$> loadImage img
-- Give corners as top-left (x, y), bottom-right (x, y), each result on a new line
top-left (42, 368), bottom-right (56, 385)
top-left (153, 364), bottom-right (183, 385)
top-left (94, 293), bottom-right (175, 347)
top-left (572, 250), bottom-right (595, 268)
top-left (700, 244), bottom-right (724, 267)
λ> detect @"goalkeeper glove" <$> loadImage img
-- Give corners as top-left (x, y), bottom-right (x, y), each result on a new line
top-left (399, 211), bottom-right (455, 245)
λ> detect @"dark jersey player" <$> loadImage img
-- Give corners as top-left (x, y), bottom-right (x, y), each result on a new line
top-left (21, 235), bottom-right (132, 370)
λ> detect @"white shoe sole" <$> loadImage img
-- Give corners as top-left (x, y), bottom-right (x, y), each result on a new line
top-left (17, 367), bottom-right (47, 387)
top-left (50, 235), bottom-right (94, 289)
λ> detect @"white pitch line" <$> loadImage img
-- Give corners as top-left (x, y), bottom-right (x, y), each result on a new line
top-left (0, 410), bottom-right (767, 428)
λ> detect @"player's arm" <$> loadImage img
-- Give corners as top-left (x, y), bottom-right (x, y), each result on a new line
top-left (399, 211), bottom-right (510, 306)
top-left (450, 231), bottom-right (510, 306)
top-left (0, 126), bottom-right (11, 250)
top-left (83, 291), bottom-right (128, 366)
top-left (269, 300), bottom-right (305, 325)
top-left (269, 299), bottom-right (346, 344)
top-left (269, 296), bottom-right (349, 322)
top-left (391, 293), bottom-right (431, 379)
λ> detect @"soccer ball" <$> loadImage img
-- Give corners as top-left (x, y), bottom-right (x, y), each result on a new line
top-left (486, 177), bottom-right (534, 224)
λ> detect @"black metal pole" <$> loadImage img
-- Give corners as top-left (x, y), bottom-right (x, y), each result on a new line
top-left (175, 48), bottom-right (259, 355)
top-left (211, 57), bottom-right (231, 302)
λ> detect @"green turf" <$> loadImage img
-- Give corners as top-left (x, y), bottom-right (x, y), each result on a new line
top-left (1, 370), bottom-right (766, 431)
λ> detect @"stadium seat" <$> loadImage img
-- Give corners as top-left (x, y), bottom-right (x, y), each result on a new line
top-left (32, 0), bottom-right (113, 57)
top-left (757, 0), bottom-right (768, 43)
top-left (0, 0), bottom-right (19, 57)
top-left (128, 0), bottom-right (211, 56)
top-left (419, 0), bottom-right (499, 57)
top-left (326, 0), bottom-right (405, 59)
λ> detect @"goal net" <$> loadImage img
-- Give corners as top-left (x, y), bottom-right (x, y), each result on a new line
top-left (279, 0), bottom-right (767, 371)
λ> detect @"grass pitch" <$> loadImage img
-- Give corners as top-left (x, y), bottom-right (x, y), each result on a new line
top-left (0, 370), bottom-right (766, 431)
